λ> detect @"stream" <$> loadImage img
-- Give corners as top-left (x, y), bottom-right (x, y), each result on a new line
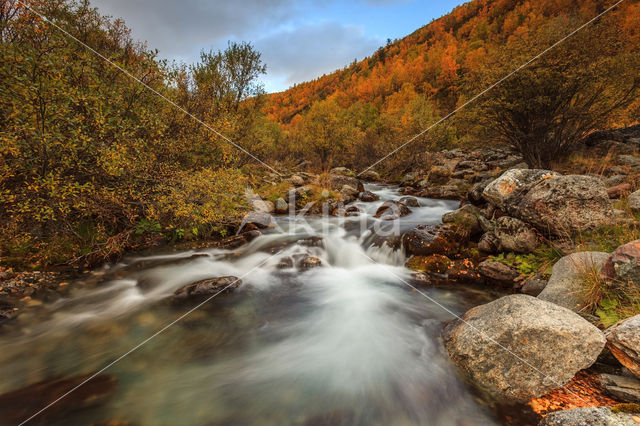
top-left (0, 184), bottom-right (508, 425)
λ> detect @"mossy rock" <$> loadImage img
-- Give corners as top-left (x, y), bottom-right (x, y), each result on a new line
top-left (406, 255), bottom-right (452, 274)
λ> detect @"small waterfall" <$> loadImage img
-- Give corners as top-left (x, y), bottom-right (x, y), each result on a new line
top-left (0, 185), bottom-right (498, 425)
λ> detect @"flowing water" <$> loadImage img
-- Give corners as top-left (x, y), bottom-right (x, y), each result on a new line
top-left (0, 185), bottom-right (506, 425)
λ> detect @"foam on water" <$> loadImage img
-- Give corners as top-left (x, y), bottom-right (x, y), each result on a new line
top-left (0, 184), bottom-right (499, 425)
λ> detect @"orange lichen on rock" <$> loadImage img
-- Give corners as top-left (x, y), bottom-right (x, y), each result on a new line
top-left (528, 371), bottom-right (620, 417)
top-left (498, 181), bottom-right (517, 195)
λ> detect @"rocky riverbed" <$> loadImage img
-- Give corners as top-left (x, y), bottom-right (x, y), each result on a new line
top-left (3, 137), bottom-right (640, 424)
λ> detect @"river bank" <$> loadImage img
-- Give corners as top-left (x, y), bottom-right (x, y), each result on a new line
top-left (2, 138), bottom-right (640, 424)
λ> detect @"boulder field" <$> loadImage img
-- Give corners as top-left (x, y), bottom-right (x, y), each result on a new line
top-left (396, 146), bottom-right (640, 422)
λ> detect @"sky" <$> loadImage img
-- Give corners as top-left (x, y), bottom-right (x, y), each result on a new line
top-left (91, 0), bottom-right (467, 93)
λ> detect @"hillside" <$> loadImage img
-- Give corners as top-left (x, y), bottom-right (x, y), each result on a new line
top-left (267, 0), bottom-right (639, 122)
top-left (263, 0), bottom-right (639, 172)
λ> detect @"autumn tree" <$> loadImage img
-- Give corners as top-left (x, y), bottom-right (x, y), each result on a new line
top-left (469, 14), bottom-right (640, 168)
top-left (292, 99), bottom-right (360, 171)
top-left (190, 41), bottom-right (266, 116)
top-left (0, 0), bottom-right (259, 265)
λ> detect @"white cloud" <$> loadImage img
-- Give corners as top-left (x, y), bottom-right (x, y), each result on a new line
top-left (255, 22), bottom-right (382, 90)
top-left (91, 0), bottom-right (298, 59)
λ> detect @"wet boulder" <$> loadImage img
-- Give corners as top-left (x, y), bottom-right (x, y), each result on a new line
top-left (343, 206), bottom-right (360, 217)
top-left (0, 299), bottom-right (18, 324)
top-left (398, 196), bottom-right (420, 207)
top-left (442, 204), bottom-right (482, 235)
top-left (447, 259), bottom-right (483, 284)
top-left (173, 276), bottom-right (241, 302)
top-left (299, 255), bottom-right (323, 269)
top-left (402, 225), bottom-right (461, 257)
top-left (538, 252), bottom-right (609, 312)
top-left (375, 200), bottom-right (411, 219)
top-left (276, 256), bottom-right (294, 269)
top-left (477, 259), bottom-right (519, 287)
top-left (405, 255), bottom-right (452, 274)
top-left (359, 191), bottom-right (379, 202)
top-left (402, 224), bottom-right (461, 256)
top-left (443, 295), bottom-right (606, 404)
top-left (493, 216), bottom-right (538, 253)
top-left (538, 407), bottom-right (638, 425)
top-left (516, 175), bottom-right (614, 235)
top-left (605, 314), bottom-right (640, 380)
top-left (482, 169), bottom-right (558, 213)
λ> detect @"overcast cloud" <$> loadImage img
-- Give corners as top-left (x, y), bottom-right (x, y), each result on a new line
top-left (89, 0), bottom-right (461, 92)
top-left (92, 0), bottom-right (299, 61)
top-left (255, 22), bottom-right (380, 88)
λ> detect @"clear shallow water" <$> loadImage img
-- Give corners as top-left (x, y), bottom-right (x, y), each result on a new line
top-left (0, 185), bottom-right (502, 425)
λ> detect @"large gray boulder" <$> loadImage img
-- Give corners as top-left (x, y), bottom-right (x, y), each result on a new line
top-left (538, 407), bottom-right (638, 425)
top-left (516, 175), bottom-right (614, 235)
top-left (443, 295), bottom-right (606, 403)
top-left (482, 169), bottom-right (558, 212)
top-left (483, 170), bottom-right (615, 235)
top-left (538, 252), bottom-right (609, 312)
top-left (173, 276), bottom-right (241, 302)
top-left (605, 315), bottom-right (640, 380)
top-left (493, 216), bottom-right (538, 253)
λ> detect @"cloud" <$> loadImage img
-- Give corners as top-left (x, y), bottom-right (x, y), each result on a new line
top-left (255, 22), bottom-right (382, 90)
top-left (91, 0), bottom-right (298, 60)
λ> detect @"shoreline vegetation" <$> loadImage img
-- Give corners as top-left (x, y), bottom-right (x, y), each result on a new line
top-left (2, 0), bottom-right (639, 270)
top-left (2, 0), bottom-right (640, 424)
